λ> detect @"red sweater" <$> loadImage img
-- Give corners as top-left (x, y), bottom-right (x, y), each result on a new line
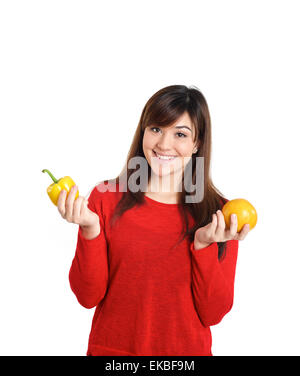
top-left (69, 182), bottom-right (239, 356)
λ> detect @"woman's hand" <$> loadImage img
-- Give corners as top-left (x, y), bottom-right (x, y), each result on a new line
top-left (57, 185), bottom-right (99, 229)
top-left (194, 210), bottom-right (250, 250)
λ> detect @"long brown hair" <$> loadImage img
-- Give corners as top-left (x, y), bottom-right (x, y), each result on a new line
top-left (106, 85), bottom-right (228, 259)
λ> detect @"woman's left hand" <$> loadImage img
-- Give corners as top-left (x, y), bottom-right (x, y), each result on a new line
top-left (194, 210), bottom-right (250, 250)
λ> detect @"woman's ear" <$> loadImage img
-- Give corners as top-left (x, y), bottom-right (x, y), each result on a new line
top-left (193, 141), bottom-right (200, 154)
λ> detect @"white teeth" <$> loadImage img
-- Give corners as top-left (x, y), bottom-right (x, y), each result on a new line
top-left (154, 151), bottom-right (176, 160)
top-left (159, 155), bottom-right (174, 160)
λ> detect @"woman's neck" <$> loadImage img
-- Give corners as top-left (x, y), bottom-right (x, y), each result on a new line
top-left (145, 172), bottom-right (182, 204)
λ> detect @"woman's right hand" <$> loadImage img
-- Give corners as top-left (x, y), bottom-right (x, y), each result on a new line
top-left (57, 185), bottom-right (100, 229)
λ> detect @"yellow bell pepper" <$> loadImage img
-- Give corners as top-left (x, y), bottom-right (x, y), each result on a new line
top-left (42, 169), bottom-right (79, 206)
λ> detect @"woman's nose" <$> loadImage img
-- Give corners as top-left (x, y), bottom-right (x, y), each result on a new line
top-left (157, 132), bottom-right (173, 150)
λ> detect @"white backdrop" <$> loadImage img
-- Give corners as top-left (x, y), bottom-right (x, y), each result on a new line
top-left (1, 0), bottom-right (299, 355)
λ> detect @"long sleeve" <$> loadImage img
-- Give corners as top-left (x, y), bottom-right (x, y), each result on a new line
top-left (71, 185), bottom-right (233, 356)
top-left (69, 188), bottom-right (109, 309)
top-left (189, 239), bottom-right (239, 327)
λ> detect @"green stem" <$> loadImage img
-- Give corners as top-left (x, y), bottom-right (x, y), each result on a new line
top-left (42, 169), bottom-right (59, 184)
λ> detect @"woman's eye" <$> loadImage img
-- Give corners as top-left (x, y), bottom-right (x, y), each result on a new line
top-left (151, 127), bottom-right (160, 133)
top-left (150, 127), bottom-right (186, 138)
top-left (176, 132), bottom-right (187, 138)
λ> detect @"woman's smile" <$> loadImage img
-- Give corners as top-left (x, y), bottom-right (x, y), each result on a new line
top-left (152, 150), bottom-right (178, 162)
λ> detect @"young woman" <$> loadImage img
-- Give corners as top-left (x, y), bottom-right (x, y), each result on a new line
top-left (58, 85), bottom-right (250, 356)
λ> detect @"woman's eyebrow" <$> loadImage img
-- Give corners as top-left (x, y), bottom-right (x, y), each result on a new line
top-left (175, 125), bottom-right (192, 132)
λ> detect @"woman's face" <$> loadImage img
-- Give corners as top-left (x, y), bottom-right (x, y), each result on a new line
top-left (142, 111), bottom-right (199, 178)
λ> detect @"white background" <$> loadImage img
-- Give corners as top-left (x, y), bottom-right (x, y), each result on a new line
top-left (1, 0), bottom-right (299, 355)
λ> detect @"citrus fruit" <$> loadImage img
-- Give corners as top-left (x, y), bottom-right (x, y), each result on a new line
top-left (222, 198), bottom-right (257, 232)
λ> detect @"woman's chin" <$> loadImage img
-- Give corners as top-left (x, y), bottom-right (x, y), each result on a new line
top-left (150, 165), bottom-right (183, 179)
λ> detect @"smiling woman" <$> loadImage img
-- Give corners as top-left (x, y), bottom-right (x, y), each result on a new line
top-left (110, 84), bottom-right (229, 255)
top-left (142, 111), bottom-right (198, 199)
top-left (68, 84), bottom-right (243, 356)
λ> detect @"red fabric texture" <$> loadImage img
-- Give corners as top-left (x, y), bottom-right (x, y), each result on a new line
top-left (69, 182), bottom-right (239, 356)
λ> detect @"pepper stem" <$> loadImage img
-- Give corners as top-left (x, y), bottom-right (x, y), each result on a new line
top-left (42, 169), bottom-right (59, 184)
